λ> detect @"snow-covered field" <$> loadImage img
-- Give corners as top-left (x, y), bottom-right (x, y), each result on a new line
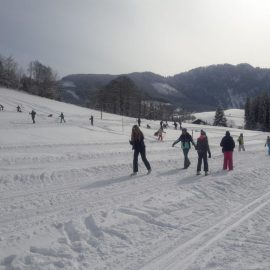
top-left (0, 87), bottom-right (270, 270)
top-left (193, 109), bottom-right (245, 128)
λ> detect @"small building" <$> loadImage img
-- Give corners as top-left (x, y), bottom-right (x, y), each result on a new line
top-left (192, 119), bottom-right (208, 125)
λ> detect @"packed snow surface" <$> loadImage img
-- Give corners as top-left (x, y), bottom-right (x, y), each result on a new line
top-left (0, 88), bottom-right (270, 270)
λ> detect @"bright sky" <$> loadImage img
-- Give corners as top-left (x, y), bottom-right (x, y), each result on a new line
top-left (1, 0), bottom-right (270, 77)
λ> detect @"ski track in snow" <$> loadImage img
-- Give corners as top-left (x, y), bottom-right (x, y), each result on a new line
top-left (1, 88), bottom-right (270, 270)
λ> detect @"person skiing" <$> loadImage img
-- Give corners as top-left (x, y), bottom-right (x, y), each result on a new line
top-left (220, 131), bottom-right (235, 170)
top-left (137, 118), bottom-right (141, 127)
top-left (129, 125), bottom-right (151, 176)
top-left (16, 105), bottom-right (22, 112)
top-left (160, 120), bottom-right (163, 129)
top-left (29, 110), bottom-right (36, 124)
top-left (157, 127), bottom-right (166, 141)
top-left (90, 115), bottom-right (94, 126)
top-left (265, 136), bottom-right (270, 155)
top-left (173, 121), bottom-right (178, 130)
top-left (172, 128), bottom-right (196, 169)
top-left (0, 104), bottom-right (4, 111)
top-left (60, 112), bottom-right (65, 123)
top-left (196, 130), bottom-right (211, 175)
top-left (237, 133), bottom-right (245, 151)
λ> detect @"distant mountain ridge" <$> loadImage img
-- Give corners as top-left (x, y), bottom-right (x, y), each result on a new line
top-left (60, 63), bottom-right (270, 112)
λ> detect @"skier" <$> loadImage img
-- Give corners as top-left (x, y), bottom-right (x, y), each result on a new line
top-left (196, 130), bottom-right (211, 175)
top-left (146, 124), bottom-right (151, 129)
top-left (60, 112), bottom-right (65, 123)
top-left (137, 118), bottom-right (141, 127)
top-left (157, 127), bottom-right (166, 141)
top-left (265, 136), bottom-right (270, 155)
top-left (29, 110), bottom-right (36, 124)
top-left (129, 125), bottom-right (151, 176)
top-left (160, 120), bottom-right (163, 129)
top-left (173, 121), bottom-right (178, 130)
top-left (90, 115), bottom-right (94, 126)
top-left (237, 133), bottom-right (245, 151)
top-left (220, 131), bottom-right (235, 170)
top-left (16, 105), bottom-right (22, 112)
top-left (172, 128), bottom-right (196, 169)
top-left (0, 104), bottom-right (4, 111)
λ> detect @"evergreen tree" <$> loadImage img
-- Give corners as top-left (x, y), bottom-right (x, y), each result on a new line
top-left (244, 97), bottom-right (251, 129)
top-left (213, 107), bottom-right (227, 126)
top-left (244, 93), bottom-right (270, 131)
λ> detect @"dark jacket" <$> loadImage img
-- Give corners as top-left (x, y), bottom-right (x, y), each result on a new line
top-left (130, 133), bottom-right (145, 151)
top-left (173, 132), bottom-right (195, 149)
top-left (220, 134), bottom-right (235, 152)
top-left (197, 135), bottom-right (211, 154)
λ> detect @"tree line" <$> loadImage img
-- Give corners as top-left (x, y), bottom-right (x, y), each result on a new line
top-left (245, 93), bottom-right (270, 131)
top-left (90, 75), bottom-right (175, 120)
top-left (0, 54), bottom-right (59, 100)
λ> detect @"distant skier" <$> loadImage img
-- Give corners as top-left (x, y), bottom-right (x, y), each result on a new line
top-left (0, 104), bottom-right (4, 111)
top-left (90, 115), bottom-right (94, 126)
top-left (265, 136), bottom-right (270, 155)
top-left (60, 112), bottom-right (65, 123)
top-left (237, 133), bottom-right (245, 151)
top-left (146, 124), bottom-right (151, 129)
top-left (220, 131), bottom-right (235, 170)
top-left (160, 120), bottom-right (163, 129)
top-left (172, 128), bottom-right (196, 169)
top-left (173, 121), bottom-right (178, 130)
top-left (129, 125), bottom-right (151, 176)
top-left (29, 110), bottom-right (36, 124)
top-left (157, 127), bottom-right (165, 141)
top-left (196, 130), bottom-right (211, 175)
top-left (16, 105), bottom-right (22, 112)
top-left (137, 118), bottom-right (141, 127)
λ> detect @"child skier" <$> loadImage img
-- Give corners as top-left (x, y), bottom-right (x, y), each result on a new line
top-left (172, 128), bottom-right (196, 169)
top-left (129, 125), bottom-right (151, 176)
top-left (220, 131), bottom-right (235, 170)
top-left (196, 130), bottom-right (211, 175)
top-left (157, 127), bottom-right (166, 141)
top-left (237, 133), bottom-right (245, 151)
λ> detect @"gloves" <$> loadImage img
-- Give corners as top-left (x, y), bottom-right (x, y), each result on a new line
top-left (129, 140), bottom-right (134, 145)
top-left (208, 152), bottom-right (211, 158)
top-left (172, 143), bottom-right (175, 147)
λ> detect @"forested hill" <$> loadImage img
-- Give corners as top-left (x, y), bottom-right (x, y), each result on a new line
top-left (60, 64), bottom-right (270, 112)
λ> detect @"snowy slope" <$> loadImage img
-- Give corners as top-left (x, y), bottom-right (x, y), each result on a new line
top-left (0, 87), bottom-right (270, 270)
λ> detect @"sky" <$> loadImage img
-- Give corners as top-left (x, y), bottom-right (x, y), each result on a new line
top-left (1, 0), bottom-right (270, 78)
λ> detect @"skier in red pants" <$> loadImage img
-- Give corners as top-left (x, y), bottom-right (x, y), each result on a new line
top-left (220, 131), bottom-right (235, 170)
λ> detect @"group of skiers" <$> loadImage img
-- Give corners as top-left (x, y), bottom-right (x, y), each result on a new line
top-left (0, 104), bottom-right (96, 126)
top-left (129, 125), bottom-right (270, 176)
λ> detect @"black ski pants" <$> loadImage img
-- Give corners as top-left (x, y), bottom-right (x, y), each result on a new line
top-left (197, 151), bottom-right (208, 172)
top-left (133, 148), bottom-right (151, 173)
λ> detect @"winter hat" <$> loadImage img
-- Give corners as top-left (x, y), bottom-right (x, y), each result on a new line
top-left (225, 131), bottom-right (230, 136)
top-left (182, 128), bottom-right (187, 132)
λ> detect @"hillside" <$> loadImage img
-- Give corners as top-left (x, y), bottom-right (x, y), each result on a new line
top-left (1, 87), bottom-right (270, 270)
top-left (60, 63), bottom-right (270, 111)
